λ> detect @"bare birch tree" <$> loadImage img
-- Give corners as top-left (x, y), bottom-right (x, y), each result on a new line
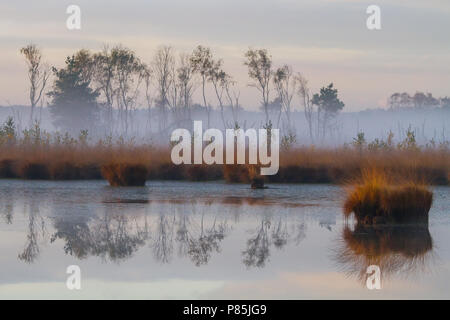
top-left (111, 46), bottom-right (145, 136)
top-left (190, 45), bottom-right (214, 127)
top-left (93, 46), bottom-right (117, 135)
top-left (244, 48), bottom-right (273, 126)
top-left (142, 64), bottom-right (153, 135)
top-left (209, 60), bottom-right (230, 129)
top-left (153, 46), bottom-right (175, 133)
top-left (296, 73), bottom-right (314, 143)
top-left (225, 80), bottom-right (242, 129)
top-left (176, 53), bottom-right (196, 123)
top-left (273, 65), bottom-right (296, 134)
top-left (20, 44), bottom-right (50, 125)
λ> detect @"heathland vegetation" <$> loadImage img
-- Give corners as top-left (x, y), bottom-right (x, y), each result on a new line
top-left (344, 169), bottom-right (433, 224)
top-left (0, 117), bottom-right (448, 187)
top-left (11, 43), bottom-right (449, 143)
top-left (1, 43), bottom-right (448, 192)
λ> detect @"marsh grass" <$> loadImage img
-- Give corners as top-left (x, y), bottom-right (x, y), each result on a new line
top-left (344, 169), bottom-right (433, 224)
top-left (0, 159), bottom-right (17, 178)
top-left (0, 141), bottom-right (448, 186)
top-left (101, 162), bottom-right (148, 186)
top-left (18, 162), bottom-right (50, 179)
top-left (223, 164), bottom-right (251, 183)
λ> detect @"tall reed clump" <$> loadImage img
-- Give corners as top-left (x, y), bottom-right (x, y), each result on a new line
top-left (223, 164), bottom-right (250, 183)
top-left (248, 165), bottom-right (265, 189)
top-left (223, 164), bottom-right (266, 188)
top-left (344, 169), bottom-right (433, 224)
top-left (101, 162), bottom-right (148, 187)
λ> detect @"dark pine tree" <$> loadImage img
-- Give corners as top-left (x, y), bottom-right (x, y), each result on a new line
top-left (48, 55), bottom-right (99, 135)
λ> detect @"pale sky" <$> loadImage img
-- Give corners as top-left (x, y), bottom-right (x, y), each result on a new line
top-left (1, 0), bottom-right (450, 111)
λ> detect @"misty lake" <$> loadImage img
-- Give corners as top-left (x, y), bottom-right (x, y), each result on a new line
top-left (0, 180), bottom-right (449, 299)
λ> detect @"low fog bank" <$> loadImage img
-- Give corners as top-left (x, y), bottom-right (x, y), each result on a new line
top-left (1, 105), bottom-right (448, 147)
top-left (9, 44), bottom-right (449, 148)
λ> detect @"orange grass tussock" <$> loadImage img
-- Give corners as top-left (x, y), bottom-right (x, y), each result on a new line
top-left (101, 162), bottom-right (148, 186)
top-left (344, 169), bottom-right (433, 224)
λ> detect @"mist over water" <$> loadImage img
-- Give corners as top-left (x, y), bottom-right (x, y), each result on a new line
top-left (1, 105), bottom-right (448, 146)
top-left (0, 180), bottom-right (449, 299)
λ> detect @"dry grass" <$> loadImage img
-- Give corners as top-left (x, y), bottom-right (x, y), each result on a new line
top-left (0, 143), bottom-right (448, 186)
top-left (270, 146), bottom-right (450, 184)
top-left (223, 164), bottom-right (250, 183)
top-left (101, 162), bottom-right (148, 186)
top-left (344, 169), bottom-right (433, 224)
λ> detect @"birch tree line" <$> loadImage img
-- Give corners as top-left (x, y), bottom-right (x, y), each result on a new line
top-left (19, 43), bottom-right (345, 143)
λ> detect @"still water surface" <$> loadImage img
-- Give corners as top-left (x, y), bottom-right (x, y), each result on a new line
top-left (0, 180), bottom-right (449, 299)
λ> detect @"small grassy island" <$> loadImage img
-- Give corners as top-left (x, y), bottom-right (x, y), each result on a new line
top-left (344, 170), bottom-right (433, 225)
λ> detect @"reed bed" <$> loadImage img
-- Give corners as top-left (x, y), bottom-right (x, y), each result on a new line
top-left (0, 140), bottom-right (449, 186)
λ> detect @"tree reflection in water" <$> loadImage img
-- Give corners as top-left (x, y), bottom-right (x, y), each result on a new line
top-left (51, 214), bottom-right (94, 259)
top-left (0, 190), bottom-right (13, 224)
top-left (2, 197), bottom-right (308, 267)
top-left (18, 213), bottom-right (41, 263)
top-left (18, 200), bottom-right (47, 263)
top-left (51, 210), bottom-right (150, 263)
top-left (243, 219), bottom-right (271, 268)
top-left (91, 213), bottom-right (149, 261)
top-left (334, 222), bottom-right (434, 284)
top-left (272, 217), bottom-right (289, 249)
top-left (242, 213), bottom-right (307, 268)
top-left (188, 216), bottom-right (227, 266)
top-left (152, 213), bottom-right (175, 263)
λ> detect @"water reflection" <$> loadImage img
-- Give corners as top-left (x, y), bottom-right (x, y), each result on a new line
top-left (19, 200), bottom-right (47, 263)
top-left (1, 193), bottom-right (311, 267)
top-left (187, 216), bottom-right (227, 266)
top-left (0, 189), bottom-right (13, 224)
top-left (52, 214), bottom-right (149, 262)
top-left (51, 213), bottom-right (94, 259)
top-left (243, 219), bottom-right (271, 268)
top-left (334, 222), bottom-right (434, 284)
top-left (0, 186), bottom-right (437, 287)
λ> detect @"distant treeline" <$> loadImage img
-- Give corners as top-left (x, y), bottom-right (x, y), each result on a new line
top-left (17, 43), bottom-right (347, 143)
top-left (11, 43), bottom-right (450, 146)
top-left (388, 92), bottom-right (450, 110)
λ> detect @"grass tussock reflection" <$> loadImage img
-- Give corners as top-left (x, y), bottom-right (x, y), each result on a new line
top-left (334, 223), bottom-right (434, 284)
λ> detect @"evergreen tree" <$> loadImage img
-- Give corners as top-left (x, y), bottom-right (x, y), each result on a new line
top-left (311, 83), bottom-right (344, 140)
top-left (48, 54), bottom-right (99, 134)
